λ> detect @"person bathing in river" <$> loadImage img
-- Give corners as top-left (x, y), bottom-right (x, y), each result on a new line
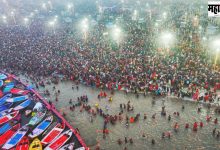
top-left (152, 113), bottom-right (156, 119)
top-left (200, 122), bottom-right (204, 127)
top-left (193, 122), bottom-right (198, 131)
top-left (174, 122), bottom-right (179, 132)
top-left (168, 115), bottom-right (171, 121)
top-left (161, 106), bottom-right (166, 116)
top-left (185, 123), bottom-right (189, 129)
top-left (108, 96), bottom-right (113, 102)
top-left (214, 118), bottom-right (218, 124)
top-left (206, 115), bottom-right (212, 122)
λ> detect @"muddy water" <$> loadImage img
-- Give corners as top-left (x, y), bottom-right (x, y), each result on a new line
top-left (21, 77), bottom-right (220, 150)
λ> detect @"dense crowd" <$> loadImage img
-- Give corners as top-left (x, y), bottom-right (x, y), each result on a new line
top-left (1, 1), bottom-right (220, 150)
top-left (0, 0), bottom-right (219, 103)
top-left (0, 18), bottom-right (219, 102)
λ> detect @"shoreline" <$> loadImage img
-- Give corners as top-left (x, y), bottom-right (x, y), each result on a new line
top-left (16, 70), bottom-right (220, 108)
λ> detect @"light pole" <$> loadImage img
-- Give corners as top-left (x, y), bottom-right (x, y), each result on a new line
top-left (112, 25), bottom-right (122, 51)
top-left (24, 17), bottom-right (30, 32)
top-left (81, 18), bottom-right (89, 41)
top-left (2, 15), bottom-right (8, 27)
top-left (211, 39), bottom-right (220, 70)
top-left (48, 16), bottom-right (58, 34)
top-left (214, 47), bottom-right (220, 70)
top-left (163, 12), bottom-right (167, 19)
top-left (49, 21), bottom-right (55, 34)
top-left (10, 11), bottom-right (16, 24)
top-left (42, 3), bottom-right (47, 9)
top-left (132, 10), bottom-right (138, 21)
top-left (158, 31), bottom-right (175, 55)
top-left (67, 3), bottom-right (74, 15)
top-left (113, 27), bottom-right (121, 45)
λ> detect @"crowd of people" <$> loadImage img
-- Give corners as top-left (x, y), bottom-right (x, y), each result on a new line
top-left (0, 1), bottom-right (220, 149)
top-left (0, 16), bottom-right (219, 104)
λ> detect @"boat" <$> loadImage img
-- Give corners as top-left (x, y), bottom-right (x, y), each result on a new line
top-left (3, 84), bottom-right (15, 93)
top-left (5, 82), bottom-right (14, 86)
top-left (0, 108), bottom-right (13, 117)
top-left (14, 99), bottom-right (31, 111)
top-left (4, 80), bottom-right (12, 84)
top-left (16, 136), bottom-right (29, 150)
top-left (0, 102), bottom-right (13, 112)
top-left (0, 110), bottom-right (19, 125)
top-left (59, 142), bottom-right (74, 150)
top-left (33, 102), bottom-right (43, 112)
top-left (0, 80), bottom-right (3, 87)
top-left (0, 74), bottom-right (7, 80)
top-left (2, 125), bottom-right (29, 149)
top-left (0, 123), bottom-right (20, 146)
top-left (6, 95), bottom-right (28, 103)
top-left (25, 110), bottom-right (32, 116)
top-left (41, 123), bottom-right (65, 145)
top-left (29, 138), bottom-right (42, 150)
top-left (44, 130), bottom-right (73, 150)
top-left (0, 94), bottom-right (12, 105)
top-left (28, 111), bottom-right (46, 126)
top-left (0, 120), bottom-right (17, 135)
top-left (10, 88), bottom-right (29, 95)
top-left (28, 116), bottom-right (53, 138)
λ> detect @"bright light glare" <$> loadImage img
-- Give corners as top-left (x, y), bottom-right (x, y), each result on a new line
top-left (54, 15), bottom-right (58, 21)
top-left (163, 12), bottom-right (167, 19)
top-left (10, 11), bottom-right (14, 16)
top-left (2, 15), bottom-right (7, 20)
top-left (30, 12), bottom-right (34, 17)
top-left (134, 10), bottom-right (137, 15)
top-left (159, 32), bottom-right (175, 48)
top-left (24, 17), bottom-right (29, 23)
top-left (114, 27), bottom-right (121, 34)
top-left (42, 3), bottom-right (46, 9)
top-left (212, 39), bottom-right (220, 51)
top-left (103, 32), bottom-right (108, 36)
top-left (81, 18), bottom-right (89, 32)
top-left (112, 26), bottom-right (122, 42)
top-left (49, 21), bottom-right (55, 26)
top-left (98, 6), bottom-right (102, 13)
top-left (67, 4), bottom-right (73, 9)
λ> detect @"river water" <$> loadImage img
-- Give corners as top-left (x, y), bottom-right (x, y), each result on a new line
top-left (20, 77), bottom-right (220, 150)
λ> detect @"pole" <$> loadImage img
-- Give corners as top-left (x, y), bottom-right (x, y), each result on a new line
top-left (214, 49), bottom-right (219, 70)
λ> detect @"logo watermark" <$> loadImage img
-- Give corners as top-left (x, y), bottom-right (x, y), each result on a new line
top-left (208, 1), bottom-right (220, 17)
